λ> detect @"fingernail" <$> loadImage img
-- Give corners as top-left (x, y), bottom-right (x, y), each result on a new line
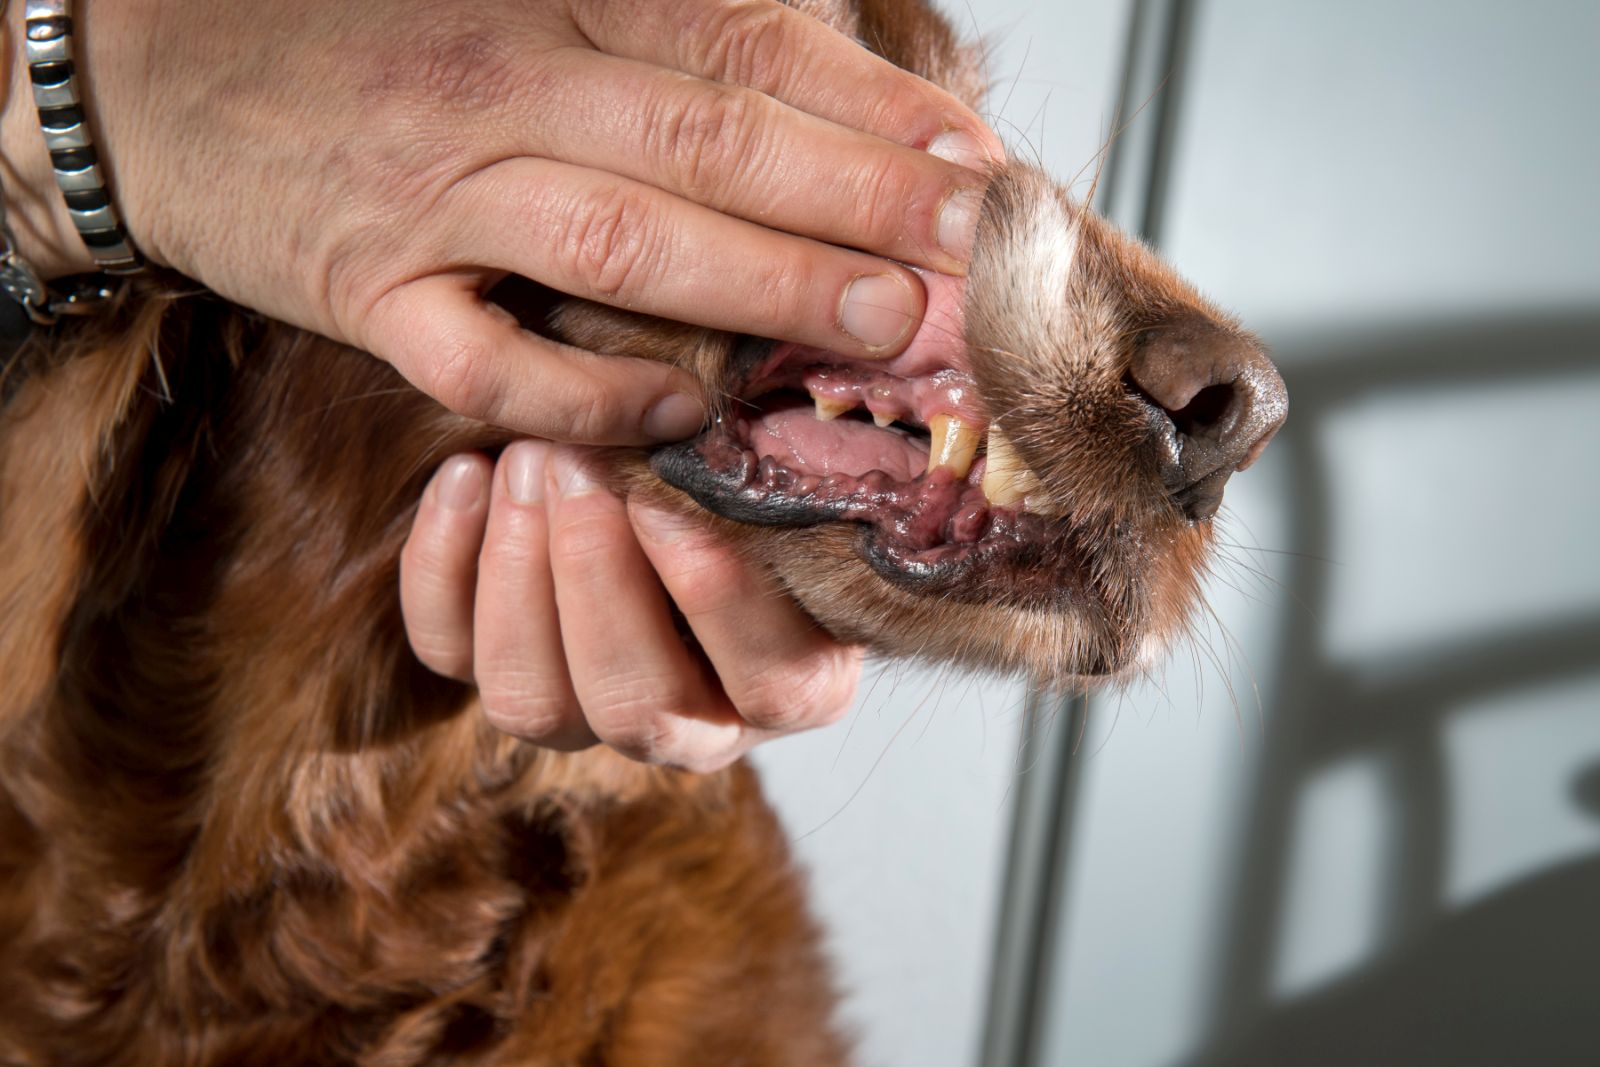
top-left (643, 392), bottom-right (706, 441)
top-left (435, 455), bottom-right (485, 511)
top-left (927, 129), bottom-right (991, 169)
top-left (505, 440), bottom-right (549, 505)
top-left (838, 273), bottom-right (918, 352)
top-left (550, 448), bottom-right (600, 498)
top-left (937, 186), bottom-right (983, 262)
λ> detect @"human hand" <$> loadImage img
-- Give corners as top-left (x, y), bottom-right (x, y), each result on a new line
top-left (2, 0), bottom-right (1000, 444)
top-left (400, 441), bottom-right (863, 772)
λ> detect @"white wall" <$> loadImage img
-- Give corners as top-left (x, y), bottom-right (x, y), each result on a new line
top-left (755, 668), bottom-right (1029, 1067)
top-left (1041, 3), bottom-right (1600, 1065)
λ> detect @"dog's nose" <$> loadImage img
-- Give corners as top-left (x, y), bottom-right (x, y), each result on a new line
top-left (1128, 319), bottom-right (1288, 521)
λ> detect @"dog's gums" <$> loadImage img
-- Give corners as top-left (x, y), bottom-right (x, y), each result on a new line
top-left (0, 0), bottom-right (1286, 1062)
top-left (610, 174), bottom-right (1289, 681)
top-left (647, 274), bottom-right (1093, 617)
top-left (656, 274), bottom-right (1077, 592)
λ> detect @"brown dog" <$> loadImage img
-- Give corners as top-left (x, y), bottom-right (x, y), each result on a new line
top-left (0, 0), bottom-right (1284, 1062)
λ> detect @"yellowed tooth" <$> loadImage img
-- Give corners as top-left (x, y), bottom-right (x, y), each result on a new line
top-left (1022, 490), bottom-right (1064, 517)
top-left (872, 409), bottom-right (898, 428)
top-left (927, 413), bottom-right (981, 477)
top-left (982, 427), bottom-right (1044, 506)
top-left (811, 391), bottom-right (854, 421)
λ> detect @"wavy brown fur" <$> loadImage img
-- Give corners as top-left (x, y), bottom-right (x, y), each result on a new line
top-left (0, 291), bottom-right (849, 1064)
top-left (0, 0), bottom-right (1257, 1061)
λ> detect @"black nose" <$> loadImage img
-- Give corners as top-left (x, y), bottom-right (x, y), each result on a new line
top-left (1128, 319), bottom-right (1288, 521)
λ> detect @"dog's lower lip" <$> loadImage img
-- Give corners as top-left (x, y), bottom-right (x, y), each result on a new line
top-left (659, 421), bottom-right (1002, 548)
top-left (651, 430), bottom-right (1086, 605)
top-left (857, 525), bottom-right (1103, 611)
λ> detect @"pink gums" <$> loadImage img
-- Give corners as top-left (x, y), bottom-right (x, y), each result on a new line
top-left (684, 270), bottom-right (1062, 560)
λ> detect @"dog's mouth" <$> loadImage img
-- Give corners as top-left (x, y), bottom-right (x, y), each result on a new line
top-left (653, 275), bottom-right (1090, 603)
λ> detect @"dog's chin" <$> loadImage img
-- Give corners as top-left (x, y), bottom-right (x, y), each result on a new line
top-left (634, 506), bottom-right (1196, 688)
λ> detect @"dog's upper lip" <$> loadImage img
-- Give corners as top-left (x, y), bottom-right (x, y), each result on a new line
top-left (732, 272), bottom-right (973, 393)
top-left (866, 270), bottom-right (971, 380)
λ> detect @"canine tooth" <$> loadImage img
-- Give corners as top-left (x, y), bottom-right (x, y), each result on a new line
top-left (927, 414), bottom-right (981, 477)
top-left (811, 391), bottom-right (853, 421)
top-left (982, 428), bottom-right (1043, 506)
top-left (1023, 491), bottom-right (1064, 517)
top-left (872, 409), bottom-right (897, 428)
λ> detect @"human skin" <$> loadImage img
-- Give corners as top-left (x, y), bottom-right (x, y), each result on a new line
top-left (0, 0), bottom-right (1000, 768)
top-left (401, 443), bottom-right (870, 770)
top-left (1, 0), bottom-right (1000, 440)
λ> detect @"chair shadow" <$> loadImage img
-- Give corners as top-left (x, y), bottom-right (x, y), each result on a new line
top-left (1184, 847), bottom-right (1600, 1067)
top-left (1182, 306), bottom-right (1600, 1066)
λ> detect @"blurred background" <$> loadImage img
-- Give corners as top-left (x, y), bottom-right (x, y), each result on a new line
top-left (755, 1), bottom-right (1600, 1065)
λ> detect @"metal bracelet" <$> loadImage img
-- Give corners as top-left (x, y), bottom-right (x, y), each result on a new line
top-left (22, 0), bottom-right (143, 275)
top-left (0, 0), bottom-right (135, 324)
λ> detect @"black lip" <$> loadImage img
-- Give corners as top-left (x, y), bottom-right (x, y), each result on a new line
top-left (651, 438), bottom-right (834, 528)
top-left (652, 440), bottom-right (1094, 608)
top-left (860, 525), bottom-right (1092, 607)
top-left (857, 525), bottom-right (985, 591)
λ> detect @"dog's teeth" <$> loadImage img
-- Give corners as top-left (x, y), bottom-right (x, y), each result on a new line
top-left (927, 414), bottom-right (981, 477)
top-left (1023, 491), bottom-right (1064, 517)
top-left (811, 392), bottom-right (854, 421)
top-left (982, 428), bottom-right (1043, 506)
top-left (872, 409), bottom-right (898, 428)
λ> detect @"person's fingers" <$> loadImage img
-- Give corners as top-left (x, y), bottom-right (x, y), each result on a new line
top-left (516, 48), bottom-right (986, 272)
top-left (449, 158), bottom-right (927, 358)
top-left (472, 441), bottom-right (598, 750)
top-left (544, 448), bottom-right (752, 773)
top-left (401, 446), bottom-right (860, 765)
top-left (400, 453), bottom-right (493, 681)
top-left (568, 0), bottom-right (1004, 165)
top-left (363, 273), bottom-right (707, 443)
top-left (629, 499), bottom-right (862, 735)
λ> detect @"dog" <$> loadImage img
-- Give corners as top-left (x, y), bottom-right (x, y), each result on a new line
top-left (0, 0), bottom-right (1285, 1061)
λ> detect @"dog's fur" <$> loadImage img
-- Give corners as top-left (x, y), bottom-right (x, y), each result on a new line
top-left (0, 0), bottom-right (1266, 1062)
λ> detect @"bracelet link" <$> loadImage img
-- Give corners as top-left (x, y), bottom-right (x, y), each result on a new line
top-left (22, 0), bottom-right (144, 275)
top-left (0, 245), bottom-right (53, 325)
top-left (0, 0), bottom-right (142, 324)
top-left (0, 231), bottom-right (113, 326)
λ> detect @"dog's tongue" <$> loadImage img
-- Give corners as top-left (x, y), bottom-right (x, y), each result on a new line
top-left (747, 405), bottom-right (926, 482)
top-left (737, 272), bottom-right (984, 484)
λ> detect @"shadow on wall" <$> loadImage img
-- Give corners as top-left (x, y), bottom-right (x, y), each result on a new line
top-left (1183, 306), bottom-right (1600, 1067)
top-left (1187, 850), bottom-right (1600, 1066)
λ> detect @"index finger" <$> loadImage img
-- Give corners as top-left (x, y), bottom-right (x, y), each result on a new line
top-left (569, 0), bottom-right (1004, 163)
top-left (366, 273), bottom-right (707, 443)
